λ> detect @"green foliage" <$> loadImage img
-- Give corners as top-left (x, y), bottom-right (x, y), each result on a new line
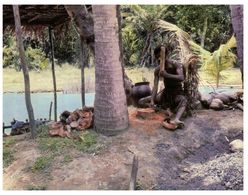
top-left (31, 156), bottom-right (54, 172)
top-left (53, 26), bottom-right (81, 65)
top-left (3, 34), bottom-right (49, 71)
top-left (121, 5), bottom-right (172, 67)
top-left (26, 46), bottom-right (49, 70)
top-left (3, 148), bottom-right (14, 168)
top-left (3, 138), bottom-right (16, 168)
top-left (122, 25), bottom-right (139, 66)
top-left (192, 35), bottom-right (237, 87)
top-left (3, 36), bottom-right (19, 69)
top-left (171, 5), bottom-right (232, 51)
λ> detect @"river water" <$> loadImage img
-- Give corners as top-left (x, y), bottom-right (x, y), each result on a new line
top-left (3, 92), bottom-right (95, 125)
top-left (2, 86), bottom-right (240, 130)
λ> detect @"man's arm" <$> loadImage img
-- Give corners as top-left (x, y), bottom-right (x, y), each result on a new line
top-left (151, 66), bottom-right (160, 105)
top-left (160, 64), bottom-right (184, 82)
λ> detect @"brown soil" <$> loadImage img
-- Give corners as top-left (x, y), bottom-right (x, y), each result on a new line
top-left (3, 108), bottom-right (243, 190)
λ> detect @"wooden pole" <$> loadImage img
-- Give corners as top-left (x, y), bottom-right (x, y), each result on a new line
top-left (12, 5), bottom-right (36, 138)
top-left (129, 155), bottom-right (139, 190)
top-left (80, 36), bottom-right (86, 107)
top-left (3, 123), bottom-right (5, 135)
top-left (159, 46), bottom-right (166, 81)
top-left (48, 27), bottom-right (57, 121)
top-left (49, 101), bottom-right (53, 121)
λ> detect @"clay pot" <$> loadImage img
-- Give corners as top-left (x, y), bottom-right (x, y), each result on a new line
top-left (132, 82), bottom-right (152, 99)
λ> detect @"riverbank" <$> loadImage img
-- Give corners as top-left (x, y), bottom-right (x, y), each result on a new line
top-left (3, 65), bottom-right (242, 93)
top-left (3, 108), bottom-right (243, 190)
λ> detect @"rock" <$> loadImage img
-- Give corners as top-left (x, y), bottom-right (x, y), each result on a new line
top-left (70, 121), bottom-right (79, 129)
top-left (49, 126), bottom-right (71, 138)
top-left (200, 94), bottom-right (214, 108)
top-left (210, 98), bottom-right (224, 110)
top-left (213, 93), bottom-right (231, 104)
top-left (229, 139), bottom-right (243, 152)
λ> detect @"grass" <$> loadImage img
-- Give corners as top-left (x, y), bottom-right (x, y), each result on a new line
top-left (31, 156), bottom-right (54, 172)
top-left (3, 64), bottom-right (95, 93)
top-left (3, 138), bottom-right (16, 168)
top-left (3, 149), bottom-right (14, 168)
top-left (63, 155), bottom-right (73, 164)
top-left (26, 185), bottom-right (47, 190)
top-left (37, 125), bottom-right (99, 155)
top-left (3, 65), bottom-right (242, 93)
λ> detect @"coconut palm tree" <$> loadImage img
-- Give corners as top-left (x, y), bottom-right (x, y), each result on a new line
top-left (191, 35), bottom-right (237, 87)
top-left (230, 5), bottom-right (243, 87)
top-left (92, 5), bottom-right (129, 135)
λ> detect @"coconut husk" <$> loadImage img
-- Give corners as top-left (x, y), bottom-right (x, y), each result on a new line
top-left (67, 111), bottom-right (80, 123)
top-left (60, 110), bottom-right (71, 123)
top-left (77, 118), bottom-right (93, 130)
top-left (49, 126), bottom-right (71, 138)
top-left (49, 121), bottom-right (63, 129)
top-left (70, 121), bottom-right (79, 129)
top-left (75, 109), bottom-right (92, 118)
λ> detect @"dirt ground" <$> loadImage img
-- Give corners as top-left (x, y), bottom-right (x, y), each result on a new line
top-left (3, 108), bottom-right (243, 190)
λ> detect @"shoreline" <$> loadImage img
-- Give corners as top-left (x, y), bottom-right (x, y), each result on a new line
top-left (2, 84), bottom-right (242, 94)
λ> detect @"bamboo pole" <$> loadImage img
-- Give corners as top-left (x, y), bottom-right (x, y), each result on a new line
top-left (80, 36), bottom-right (86, 107)
top-left (13, 5), bottom-right (36, 138)
top-left (48, 27), bottom-right (57, 121)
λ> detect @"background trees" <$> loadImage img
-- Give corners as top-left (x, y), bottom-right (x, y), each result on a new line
top-left (121, 5), bottom-right (233, 68)
top-left (3, 5), bottom-right (234, 70)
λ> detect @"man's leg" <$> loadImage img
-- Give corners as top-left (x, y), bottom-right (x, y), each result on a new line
top-left (170, 95), bottom-right (187, 125)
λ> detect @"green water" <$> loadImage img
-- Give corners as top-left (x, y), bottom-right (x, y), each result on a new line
top-left (3, 92), bottom-right (95, 125)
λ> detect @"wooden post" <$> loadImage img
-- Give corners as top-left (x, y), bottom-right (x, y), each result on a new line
top-left (80, 36), bottom-right (86, 107)
top-left (48, 27), bottom-right (57, 121)
top-left (3, 123), bottom-right (5, 135)
top-left (12, 5), bottom-right (36, 138)
top-left (159, 46), bottom-right (166, 81)
top-left (49, 101), bottom-right (53, 121)
top-left (129, 155), bottom-right (139, 190)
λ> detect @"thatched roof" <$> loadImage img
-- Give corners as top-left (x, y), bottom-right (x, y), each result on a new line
top-left (3, 5), bottom-right (71, 28)
top-left (3, 5), bottom-right (92, 36)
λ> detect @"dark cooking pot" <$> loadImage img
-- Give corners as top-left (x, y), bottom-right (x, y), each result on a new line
top-left (131, 82), bottom-right (152, 99)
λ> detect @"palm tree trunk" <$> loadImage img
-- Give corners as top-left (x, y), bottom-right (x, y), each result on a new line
top-left (93, 5), bottom-right (129, 135)
top-left (12, 5), bottom-right (36, 138)
top-left (65, 5), bottom-right (94, 51)
top-left (66, 5), bottom-right (134, 99)
top-left (230, 5), bottom-right (243, 88)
